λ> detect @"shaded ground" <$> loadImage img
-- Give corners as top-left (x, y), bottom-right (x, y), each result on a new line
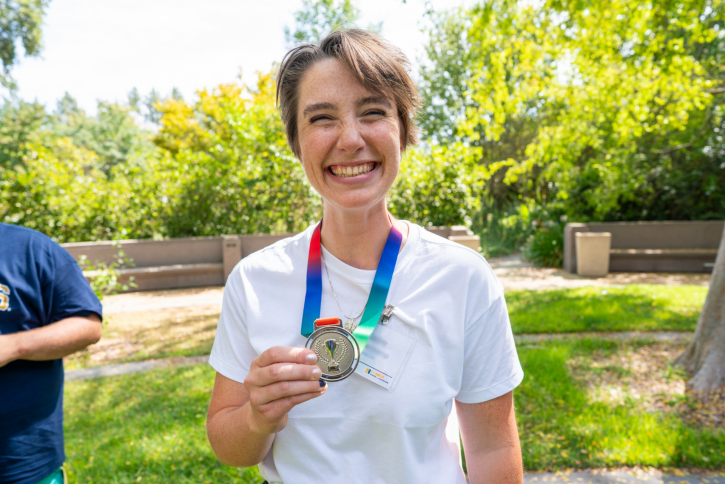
top-left (488, 254), bottom-right (711, 291)
top-left (65, 304), bottom-right (219, 369)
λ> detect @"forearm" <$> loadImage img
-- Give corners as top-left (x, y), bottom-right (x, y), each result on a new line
top-left (457, 392), bottom-right (523, 484)
top-left (3, 315), bottom-right (102, 363)
top-left (467, 443), bottom-right (523, 484)
top-left (207, 401), bottom-right (276, 467)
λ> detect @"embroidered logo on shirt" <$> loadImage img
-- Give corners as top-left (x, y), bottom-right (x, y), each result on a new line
top-left (0, 283), bottom-right (10, 311)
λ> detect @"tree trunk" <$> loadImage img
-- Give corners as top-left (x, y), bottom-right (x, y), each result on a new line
top-left (675, 223), bottom-right (725, 393)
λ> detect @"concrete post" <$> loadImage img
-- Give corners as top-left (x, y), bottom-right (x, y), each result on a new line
top-left (575, 232), bottom-right (611, 277)
top-left (222, 236), bottom-right (243, 283)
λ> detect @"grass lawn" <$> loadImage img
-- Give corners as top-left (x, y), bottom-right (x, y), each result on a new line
top-left (516, 337), bottom-right (724, 470)
top-left (64, 337), bottom-right (724, 481)
top-left (64, 365), bottom-right (262, 483)
top-left (506, 284), bottom-right (707, 334)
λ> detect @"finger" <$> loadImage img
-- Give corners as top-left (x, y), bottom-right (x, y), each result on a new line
top-left (251, 362), bottom-right (321, 387)
top-left (253, 346), bottom-right (317, 369)
top-left (251, 379), bottom-right (327, 407)
top-left (256, 384), bottom-right (327, 421)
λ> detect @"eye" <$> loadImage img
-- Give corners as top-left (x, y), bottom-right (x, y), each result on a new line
top-left (310, 114), bottom-right (333, 123)
top-left (364, 109), bottom-right (386, 117)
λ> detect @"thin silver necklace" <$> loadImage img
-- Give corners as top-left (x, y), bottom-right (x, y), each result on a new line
top-left (321, 251), bottom-right (366, 332)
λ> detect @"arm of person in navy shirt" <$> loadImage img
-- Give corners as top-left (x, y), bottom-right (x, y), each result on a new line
top-left (456, 391), bottom-right (524, 484)
top-left (0, 314), bottom-right (102, 368)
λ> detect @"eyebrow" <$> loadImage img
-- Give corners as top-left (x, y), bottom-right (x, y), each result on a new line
top-left (302, 96), bottom-right (392, 118)
top-left (357, 96), bottom-right (391, 109)
top-left (302, 102), bottom-right (335, 118)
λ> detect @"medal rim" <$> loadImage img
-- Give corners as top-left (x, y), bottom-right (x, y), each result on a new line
top-left (304, 326), bottom-right (360, 382)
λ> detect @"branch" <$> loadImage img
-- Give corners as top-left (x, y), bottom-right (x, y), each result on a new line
top-left (708, 86), bottom-right (725, 94)
top-left (654, 110), bottom-right (714, 155)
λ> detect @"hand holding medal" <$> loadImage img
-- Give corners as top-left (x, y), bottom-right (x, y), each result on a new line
top-left (242, 346), bottom-right (326, 435)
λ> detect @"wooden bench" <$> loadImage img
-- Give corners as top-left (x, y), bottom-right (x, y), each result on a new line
top-left (564, 221), bottom-right (723, 273)
top-left (62, 226), bottom-right (478, 292)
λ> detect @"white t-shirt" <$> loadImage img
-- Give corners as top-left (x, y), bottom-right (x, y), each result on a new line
top-left (210, 222), bottom-right (523, 484)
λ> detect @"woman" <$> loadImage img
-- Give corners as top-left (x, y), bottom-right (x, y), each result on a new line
top-left (207, 30), bottom-right (524, 483)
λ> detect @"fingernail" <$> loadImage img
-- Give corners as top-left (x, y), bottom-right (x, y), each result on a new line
top-left (312, 368), bottom-right (322, 378)
top-left (319, 379), bottom-right (326, 388)
top-left (306, 353), bottom-right (318, 364)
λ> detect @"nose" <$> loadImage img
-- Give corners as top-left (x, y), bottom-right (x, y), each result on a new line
top-left (336, 119), bottom-right (365, 153)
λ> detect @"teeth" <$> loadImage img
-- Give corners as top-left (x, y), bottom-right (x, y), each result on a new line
top-left (331, 163), bottom-right (375, 178)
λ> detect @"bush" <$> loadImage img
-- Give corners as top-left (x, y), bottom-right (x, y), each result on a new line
top-left (388, 143), bottom-right (483, 227)
top-left (524, 222), bottom-right (564, 267)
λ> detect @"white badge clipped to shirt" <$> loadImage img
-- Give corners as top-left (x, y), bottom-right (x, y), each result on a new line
top-left (355, 305), bottom-right (417, 390)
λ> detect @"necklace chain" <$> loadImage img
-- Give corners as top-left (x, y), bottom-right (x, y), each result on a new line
top-left (321, 252), bottom-right (366, 325)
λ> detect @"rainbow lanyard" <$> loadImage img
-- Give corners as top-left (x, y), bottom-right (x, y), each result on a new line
top-left (301, 220), bottom-right (403, 352)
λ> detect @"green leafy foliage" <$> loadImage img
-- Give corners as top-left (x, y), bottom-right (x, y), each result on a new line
top-left (78, 244), bottom-right (137, 301)
top-left (53, 93), bottom-right (157, 175)
top-left (153, 73), bottom-right (322, 236)
top-left (388, 143), bottom-right (483, 227)
top-left (284, 0), bottom-right (379, 47)
top-left (524, 223), bottom-right (564, 268)
top-left (0, 97), bottom-right (47, 167)
top-left (0, 0), bottom-right (49, 89)
top-left (420, 0), bottom-right (725, 256)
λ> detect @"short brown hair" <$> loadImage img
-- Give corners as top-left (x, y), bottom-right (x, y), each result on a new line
top-left (276, 29), bottom-right (420, 156)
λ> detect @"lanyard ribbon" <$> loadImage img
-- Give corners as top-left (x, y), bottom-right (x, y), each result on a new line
top-left (301, 220), bottom-right (403, 352)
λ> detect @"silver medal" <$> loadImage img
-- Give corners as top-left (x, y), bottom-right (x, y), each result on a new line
top-left (305, 318), bottom-right (360, 382)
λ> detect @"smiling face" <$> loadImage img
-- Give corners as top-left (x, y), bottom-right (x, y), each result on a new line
top-left (296, 58), bottom-right (402, 213)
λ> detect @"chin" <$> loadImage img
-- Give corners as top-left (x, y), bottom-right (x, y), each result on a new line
top-left (325, 190), bottom-right (388, 211)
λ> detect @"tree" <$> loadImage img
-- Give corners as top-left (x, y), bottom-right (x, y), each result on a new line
top-left (424, 0), bottom-right (725, 226)
top-left (152, 71), bottom-right (322, 236)
top-left (0, 0), bottom-right (50, 89)
top-left (284, 0), bottom-right (378, 47)
top-left (676, 225), bottom-right (725, 393)
top-left (51, 93), bottom-right (155, 175)
top-left (0, 96), bottom-right (47, 167)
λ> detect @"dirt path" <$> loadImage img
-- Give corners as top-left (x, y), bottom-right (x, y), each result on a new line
top-left (99, 254), bottom-right (710, 315)
top-left (488, 254), bottom-right (711, 291)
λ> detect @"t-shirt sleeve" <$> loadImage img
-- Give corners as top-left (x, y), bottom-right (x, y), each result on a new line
top-left (456, 293), bottom-right (524, 404)
top-left (49, 248), bottom-right (103, 324)
top-left (209, 267), bottom-right (257, 384)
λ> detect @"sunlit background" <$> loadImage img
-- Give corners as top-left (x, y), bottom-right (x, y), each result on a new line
top-left (11, 0), bottom-right (475, 113)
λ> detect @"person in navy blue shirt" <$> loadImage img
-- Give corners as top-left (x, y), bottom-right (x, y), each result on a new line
top-left (0, 223), bottom-right (103, 484)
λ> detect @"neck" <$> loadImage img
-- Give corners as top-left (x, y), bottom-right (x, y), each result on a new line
top-left (320, 201), bottom-right (407, 270)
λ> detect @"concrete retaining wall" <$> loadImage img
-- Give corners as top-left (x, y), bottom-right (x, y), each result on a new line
top-left (61, 225), bottom-right (479, 292)
top-left (563, 221), bottom-right (723, 273)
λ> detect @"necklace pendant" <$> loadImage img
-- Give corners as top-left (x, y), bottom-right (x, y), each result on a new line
top-left (344, 319), bottom-right (357, 332)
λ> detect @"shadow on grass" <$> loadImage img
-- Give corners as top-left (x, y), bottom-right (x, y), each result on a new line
top-left (65, 365), bottom-right (263, 483)
top-left (125, 321), bottom-right (218, 362)
top-left (506, 285), bottom-right (707, 334)
top-left (516, 338), bottom-right (725, 470)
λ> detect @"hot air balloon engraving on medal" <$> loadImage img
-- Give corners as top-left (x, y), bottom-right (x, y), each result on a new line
top-left (305, 317), bottom-right (360, 382)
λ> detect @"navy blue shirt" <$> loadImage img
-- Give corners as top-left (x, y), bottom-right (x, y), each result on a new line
top-left (0, 223), bottom-right (102, 484)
